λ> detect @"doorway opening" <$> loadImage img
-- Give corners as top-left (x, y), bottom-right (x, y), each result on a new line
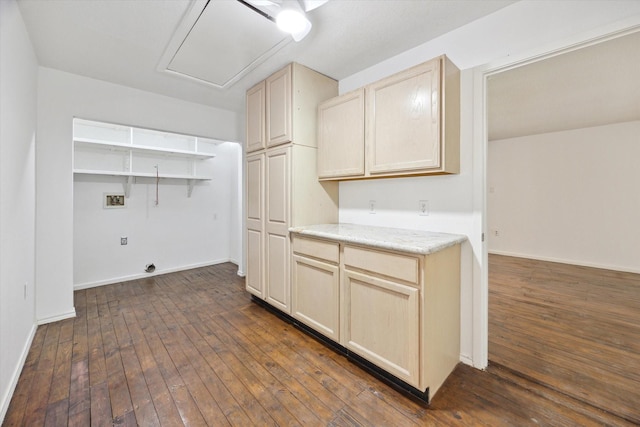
top-left (486, 31), bottom-right (640, 424)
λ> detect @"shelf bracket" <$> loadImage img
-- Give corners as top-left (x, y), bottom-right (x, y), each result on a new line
top-left (123, 176), bottom-right (133, 198)
top-left (187, 179), bottom-right (194, 198)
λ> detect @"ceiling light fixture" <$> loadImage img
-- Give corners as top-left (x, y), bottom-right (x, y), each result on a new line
top-left (239, 0), bottom-right (322, 42)
top-left (276, 2), bottom-right (312, 42)
top-left (276, 9), bottom-right (310, 38)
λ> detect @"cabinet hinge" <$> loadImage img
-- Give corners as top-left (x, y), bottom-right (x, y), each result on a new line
top-left (482, 233), bottom-right (485, 242)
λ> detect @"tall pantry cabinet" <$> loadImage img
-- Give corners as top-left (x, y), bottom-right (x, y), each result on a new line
top-left (245, 63), bottom-right (338, 314)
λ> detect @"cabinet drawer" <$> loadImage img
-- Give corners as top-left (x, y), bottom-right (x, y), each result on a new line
top-left (292, 236), bottom-right (339, 264)
top-left (343, 245), bottom-right (418, 284)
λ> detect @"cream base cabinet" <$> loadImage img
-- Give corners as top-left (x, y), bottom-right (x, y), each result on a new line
top-left (342, 269), bottom-right (420, 386)
top-left (289, 231), bottom-right (462, 402)
top-left (291, 236), bottom-right (340, 341)
top-left (245, 62), bottom-right (339, 313)
top-left (340, 243), bottom-right (460, 399)
top-left (341, 245), bottom-right (421, 387)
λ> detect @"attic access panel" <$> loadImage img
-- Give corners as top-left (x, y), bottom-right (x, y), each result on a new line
top-left (165, 0), bottom-right (290, 88)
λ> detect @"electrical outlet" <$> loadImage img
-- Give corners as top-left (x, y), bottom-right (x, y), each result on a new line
top-left (121, 237), bottom-right (128, 245)
top-left (419, 200), bottom-right (429, 216)
top-left (369, 200), bottom-right (376, 214)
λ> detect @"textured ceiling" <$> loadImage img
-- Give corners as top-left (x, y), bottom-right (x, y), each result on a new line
top-left (21, 0), bottom-right (636, 140)
top-left (17, 0), bottom-right (516, 113)
top-left (488, 31), bottom-right (640, 141)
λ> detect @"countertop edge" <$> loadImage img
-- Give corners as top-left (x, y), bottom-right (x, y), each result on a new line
top-left (289, 224), bottom-right (467, 255)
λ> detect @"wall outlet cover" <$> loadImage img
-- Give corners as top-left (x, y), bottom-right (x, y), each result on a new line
top-left (419, 200), bottom-right (429, 216)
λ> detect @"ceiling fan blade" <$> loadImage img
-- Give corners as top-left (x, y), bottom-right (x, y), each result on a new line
top-left (245, 0), bottom-right (281, 7)
top-left (300, 0), bottom-right (329, 12)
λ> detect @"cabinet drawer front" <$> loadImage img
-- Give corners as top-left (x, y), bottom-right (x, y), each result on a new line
top-left (292, 236), bottom-right (339, 264)
top-left (343, 245), bottom-right (418, 284)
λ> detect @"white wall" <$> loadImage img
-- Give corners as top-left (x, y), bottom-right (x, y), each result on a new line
top-left (228, 142), bottom-right (244, 269)
top-left (0, 0), bottom-right (38, 421)
top-left (37, 67), bottom-right (241, 322)
top-left (337, 0), bottom-right (640, 366)
top-left (488, 121), bottom-right (640, 273)
top-left (73, 141), bottom-right (242, 288)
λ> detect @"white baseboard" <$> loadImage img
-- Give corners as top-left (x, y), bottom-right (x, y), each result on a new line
top-left (489, 250), bottom-right (640, 275)
top-left (0, 323), bottom-right (37, 424)
top-left (459, 353), bottom-right (474, 367)
top-left (73, 258), bottom-right (234, 290)
top-left (37, 308), bottom-right (77, 325)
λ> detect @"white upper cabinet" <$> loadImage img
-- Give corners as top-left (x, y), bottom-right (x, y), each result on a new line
top-left (367, 60), bottom-right (441, 175)
top-left (266, 64), bottom-right (293, 147)
top-left (317, 55), bottom-right (460, 181)
top-left (246, 81), bottom-right (266, 153)
top-left (317, 88), bottom-right (365, 179)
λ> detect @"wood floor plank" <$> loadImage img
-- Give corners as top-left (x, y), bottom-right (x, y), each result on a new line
top-left (122, 307), bottom-right (185, 426)
top-left (159, 312), bottom-right (257, 426)
top-left (2, 325), bottom-right (49, 427)
top-left (44, 397), bottom-right (70, 427)
top-left (180, 312), bottom-right (278, 426)
top-left (5, 261), bottom-right (635, 426)
top-left (48, 319), bottom-right (74, 406)
top-left (89, 381), bottom-right (112, 427)
top-left (215, 314), bottom-right (337, 421)
top-left (189, 310), bottom-right (302, 426)
top-left (21, 322), bottom-right (61, 427)
top-left (149, 298), bottom-right (231, 427)
top-left (68, 358), bottom-right (91, 427)
top-left (489, 254), bottom-right (640, 424)
top-left (131, 297), bottom-right (209, 427)
top-left (97, 286), bottom-right (135, 423)
top-left (222, 309), bottom-right (348, 416)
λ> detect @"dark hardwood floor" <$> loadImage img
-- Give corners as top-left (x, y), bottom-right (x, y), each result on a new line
top-left (3, 261), bottom-right (635, 426)
top-left (489, 254), bottom-right (640, 425)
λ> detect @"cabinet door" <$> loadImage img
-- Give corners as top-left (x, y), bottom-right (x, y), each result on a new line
top-left (266, 232), bottom-right (290, 312)
top-left (317, 89), bottom-right (365, 179)
top-left (292, 255), bottom-right (340, 341)
top-left (246, 153), bottom-right (265, 297)
top-left (246, 81), bottom-right (266, 153)
top-left (367, 59), bottom-right (441, 175)
top-left (266, 64), bottom-right (292, 147)
top-left (341, 269), bottom-right (420, 388)
top-left (265, 146), bottom-right (290, 235)
top-left (246, 229), bottom-right (264, 298)
top-left (265, 146), bottom-right (291, 312)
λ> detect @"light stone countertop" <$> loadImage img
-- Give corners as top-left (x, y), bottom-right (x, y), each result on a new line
top-left (289, 223), bottom-right (467, 255)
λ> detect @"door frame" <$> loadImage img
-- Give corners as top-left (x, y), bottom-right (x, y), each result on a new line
top-left (475, 22), bottom-right (640, 369)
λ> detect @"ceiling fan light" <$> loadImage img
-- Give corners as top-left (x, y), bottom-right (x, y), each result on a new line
top-left (276, 9), bottom-right (311, 40)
